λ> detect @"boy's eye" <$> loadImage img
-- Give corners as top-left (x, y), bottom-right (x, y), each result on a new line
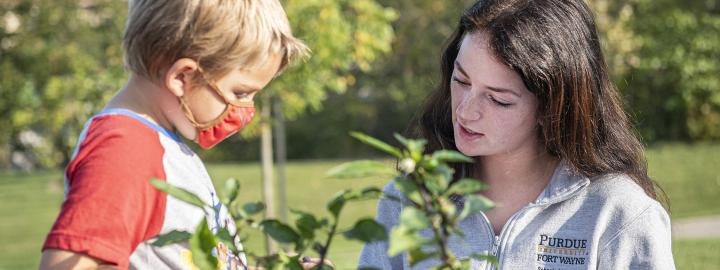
top-left (234, 92), bottom-right (250, 99)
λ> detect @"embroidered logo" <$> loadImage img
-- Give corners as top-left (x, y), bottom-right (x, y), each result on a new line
top-left (535, 234), bottom-right (589, 269)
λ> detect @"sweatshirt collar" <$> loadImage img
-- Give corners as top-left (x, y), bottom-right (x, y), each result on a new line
top-left (449, 160), bottom-right (590, 207)
top-left (531, 159), bottom-right (590, 205)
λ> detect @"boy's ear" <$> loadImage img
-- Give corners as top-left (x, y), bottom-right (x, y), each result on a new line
top-left (164, 58), bottom-right (200, 97)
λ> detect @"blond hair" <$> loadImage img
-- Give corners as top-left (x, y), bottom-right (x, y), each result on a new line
top-left (123, 0), bottom-right (308, 82)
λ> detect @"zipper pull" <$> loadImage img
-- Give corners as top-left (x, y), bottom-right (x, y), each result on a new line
top-left (491, 235), bottom-right (500, 256)
top-left (486, 235), bottom-right (501, 270)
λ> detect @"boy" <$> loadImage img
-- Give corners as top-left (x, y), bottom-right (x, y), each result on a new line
top-left (39, 0), bottom-right (308, 269)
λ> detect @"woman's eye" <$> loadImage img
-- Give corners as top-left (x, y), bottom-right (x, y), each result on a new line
top-left (452, 77), bottom-right (470, 86)
top-left (489, 96), bottom-right (512, 107)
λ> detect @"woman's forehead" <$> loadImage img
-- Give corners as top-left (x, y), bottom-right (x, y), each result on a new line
top-left (455, 32), bottom-right (527, 93)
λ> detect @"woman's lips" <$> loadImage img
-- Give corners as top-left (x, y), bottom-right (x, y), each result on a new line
top-left (457, 124), bottom-right (484, 140)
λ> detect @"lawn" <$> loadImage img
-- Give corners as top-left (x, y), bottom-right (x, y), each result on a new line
top-left (1, 143), bottom-right (718, 269)
top-left (645, 142), bottom-right (720, 218)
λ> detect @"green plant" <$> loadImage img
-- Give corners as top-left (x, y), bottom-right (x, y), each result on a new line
top-left (150, 132), bottom-right (496, 269)
top-left (331, 132), bottom-right (498, 269)
top-left (149, 175), bottom-right (377, 270)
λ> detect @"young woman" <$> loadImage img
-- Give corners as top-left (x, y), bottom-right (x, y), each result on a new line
top-left (359, 0), bottom-right (675, 269)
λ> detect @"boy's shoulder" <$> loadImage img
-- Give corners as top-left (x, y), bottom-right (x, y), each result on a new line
top-left (78, 110), bottom-right (181, 148)
top-left (66, 110), bottom-right (185, 184)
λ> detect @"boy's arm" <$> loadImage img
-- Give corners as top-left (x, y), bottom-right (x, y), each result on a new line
top-left (39, 249), bottom-right (119, 270)
top-left (42, 116), bottom-right (168, 269)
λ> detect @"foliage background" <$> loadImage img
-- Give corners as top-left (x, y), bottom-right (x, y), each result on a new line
top-left (1, 0), bottom-right (718, 168)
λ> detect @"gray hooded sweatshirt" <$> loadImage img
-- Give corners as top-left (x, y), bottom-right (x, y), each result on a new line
top-left (358, 161), bottom-right (675, 269)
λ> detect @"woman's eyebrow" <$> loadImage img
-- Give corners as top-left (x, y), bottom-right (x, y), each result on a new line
top-left (454, 61), bottom-right (470, 78)
top-left (454, 61), bottom-right (520, 97)
top-left (487, 86), bottom-right (520, 97)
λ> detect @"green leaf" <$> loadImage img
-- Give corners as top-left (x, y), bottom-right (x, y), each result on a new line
top-left (432, 150), bottom-right (474, 163)
top-left (260, 219), bottom-right (301, 244)
top-left (292, 209), bottom-right (322, 239)
top-left (446, 178), bottom-right (489, 195)
top-left (405, 139), bottom-right (427, 161)
top-left (151, 230), bottom-right (192, 246)
top-left (238, 202), bottom-right (265, 218)
top-left (223, 178), bottom-right (240, 205)
top-left (150, 179), bottom-right (207, 209)
top-left (399, 208), bottom-right (431, 230)
top-left (422, 169), bottom-right (450, 196)
top-left (393, 133), bottom-right (410, 148)
top-left (350, 131), bottom-right (402, 158)
top-left (285, 259), bottom-right (304, 270)
top-left (280, 253), bottom-right (304, 270)
top-left (392, 176), bottom-right (422, 204)
top-left (470, 253), bottom-right (500, 266)
top-left (388, 226), bottom-right (426, 256)
top-left (326, 160), bottom-right (394, 179)
top-left (215, 227), bottom-right (238, 254)
top-left (343, 218), bottom-right (388, 242)
top-left (418, 157), bottom-right (438, 171)
top-left (458, 195), bottom-right (495, 221)
top-left (355, 187), bottom-right (383, 201)
top-left (434, 164), bottom-right (454, 185)
top-left (327, 190), bottom-right (351, 218)
top-left (408, 248), bottom-right (438, 267)
top-left (189, 218), bottom-right (218, 270)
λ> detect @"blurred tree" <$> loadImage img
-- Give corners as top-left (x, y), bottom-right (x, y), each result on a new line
top-left (0, 0), bottom-right (126, 169)
top-left (2, 0), bottom-right (718, 171)
top-left (590, 0), bottom-right (720, 141)
top-left (281, 0), bottom-right (474, 160)
top-left (624, 0), bottom-right (720, 141)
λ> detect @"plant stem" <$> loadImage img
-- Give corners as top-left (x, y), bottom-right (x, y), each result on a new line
top-left (317, 219), bottom-right (339, 270)
top-left (413, 173), bottom-right (453, 268)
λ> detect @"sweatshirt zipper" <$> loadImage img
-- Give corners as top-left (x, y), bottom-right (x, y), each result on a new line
top-left (479, 235), bottom-right (500, 270)
top-left (480, 205), bottom-right (533, 270)
top-left (490, 235), bottom-right (500, 257)
top-left (478, 211), bottom-right (499, 270)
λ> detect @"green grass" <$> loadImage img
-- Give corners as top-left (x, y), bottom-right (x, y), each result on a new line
top-left (0, 171), bottom-right (65, 270)
top-left (646, 142), bottom-right (720, 218)
top-left (1, 143), bottom-right (718, 269)
top-left (673, 238), bottom-right (720, 269)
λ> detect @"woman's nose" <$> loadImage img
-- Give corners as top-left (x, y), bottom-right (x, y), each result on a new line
top-left (456, 95), bottom-right (482, 121)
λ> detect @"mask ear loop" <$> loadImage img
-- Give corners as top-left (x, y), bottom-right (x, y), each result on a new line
top-left (195, 66), bottom-right (256, 109)
top-left (178, 65), bottom-right (214, 129)
top-left (180, 66), bottom-right (253, 130)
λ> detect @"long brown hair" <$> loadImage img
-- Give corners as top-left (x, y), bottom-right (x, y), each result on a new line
top-left (413, 0), bottom-right (667, 204)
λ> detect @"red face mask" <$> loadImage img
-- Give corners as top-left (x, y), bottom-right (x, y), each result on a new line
top-left (180, 74), bottom-right (256, 149)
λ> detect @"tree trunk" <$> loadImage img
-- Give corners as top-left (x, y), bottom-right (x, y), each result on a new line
top-left (273, 98), bottom-right (288, 223)
top-left (260, 95), bottom-right (277, 254)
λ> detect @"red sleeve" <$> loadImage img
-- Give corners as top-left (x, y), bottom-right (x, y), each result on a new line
top-left (42, 115), bottom-right (168, 269)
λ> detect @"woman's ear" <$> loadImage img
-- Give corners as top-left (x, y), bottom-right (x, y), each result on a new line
top-left (164, 58), bottom-right (199, 98)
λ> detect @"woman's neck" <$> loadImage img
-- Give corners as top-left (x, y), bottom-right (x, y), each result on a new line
top-left (475, 148), bottom-right (559, 200)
